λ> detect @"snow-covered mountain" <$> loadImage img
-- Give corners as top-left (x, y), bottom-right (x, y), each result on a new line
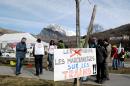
top-left (45, 24), bottom-right (67, 36)
top-left (39, 24), bottom-right (75, 38)
top-left (39, 24), bottom-right (76, 42)
top-left (39, 24), bottom-right (66, 40)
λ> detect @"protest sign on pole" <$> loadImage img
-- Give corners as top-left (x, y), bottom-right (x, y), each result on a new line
top-left (54, 48), bottom-right (97, 81)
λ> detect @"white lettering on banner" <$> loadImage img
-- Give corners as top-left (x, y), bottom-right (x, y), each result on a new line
top-left (54, 48), bottom-right (97, 81)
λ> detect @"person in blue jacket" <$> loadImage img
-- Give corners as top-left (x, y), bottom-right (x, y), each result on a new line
top-left (16, 37), bottom-right (27, 75)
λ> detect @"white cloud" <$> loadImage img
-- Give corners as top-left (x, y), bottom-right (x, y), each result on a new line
top-left (0, 16), bottom-right (47, 34)
top-left (0, 17), bottom-right (46, 28)
top-left (0, 0), bottom-right (130, 35)
top-left (57, 25), bottom-right (76, 36)
top-left (66, 30), bottom-right (76, 36)
top-left (0, 16), bottom-right (76, 36)
top-left (0, 0), bottom-right (75, 22)
top-left (94, 0), bottom-right (130, 29)
top-left (66, 31), bottom-right (76, 36)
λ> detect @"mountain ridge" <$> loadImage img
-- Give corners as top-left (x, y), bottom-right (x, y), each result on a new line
top-left (0, 27), bottom-right (19, 36)
top-left (91, 24), bottom-right (130, 39)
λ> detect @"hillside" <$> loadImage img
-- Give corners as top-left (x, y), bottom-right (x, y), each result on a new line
top-left (91, 24), bottom-right (130, 39)
top-left (88, 24), bottom-right (130, 50)
top-left (0, 27), bottom-right (18, 35)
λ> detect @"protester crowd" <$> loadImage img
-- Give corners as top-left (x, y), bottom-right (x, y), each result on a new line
top-left (88, 37), bottom-right (128, 84)
top-left (15, 37), bottom-right (65, 76)
top-left (15, 37), bottom-right (129, 84)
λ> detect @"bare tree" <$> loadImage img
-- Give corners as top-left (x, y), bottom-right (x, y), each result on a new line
top-left (93, 24), bottom-right (104, 33)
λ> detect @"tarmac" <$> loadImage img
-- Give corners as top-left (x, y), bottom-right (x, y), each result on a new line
top-left (0, 65), bottom-right (130, 86)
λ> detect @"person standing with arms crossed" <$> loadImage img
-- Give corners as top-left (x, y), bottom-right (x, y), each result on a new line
top-left (33, 38), bottom-right (44, 76)
top-left (16, 37), bottom-right (27, 75)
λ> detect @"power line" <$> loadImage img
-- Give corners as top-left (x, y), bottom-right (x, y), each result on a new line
top-left (88, 0), bottom-right (92, 4)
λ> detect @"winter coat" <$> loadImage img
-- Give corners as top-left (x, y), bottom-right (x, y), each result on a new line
top-left (112, 47), bottom-right (118, 59)
top-left (16, 42), bottom-right (27, 58)
top-left (57, 43), bottom-right (65, 49)
top-left (34, 42), bottom-right (44, 55)
top-left (96, 45), bottom-right (107, 64)
top-left (105, 44), bottom-right (112, 62)
top-left (119, 50), bottom-right (125, 61)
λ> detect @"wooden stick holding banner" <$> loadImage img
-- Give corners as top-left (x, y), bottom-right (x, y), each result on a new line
top-left (77, 77), bottom-right (80, 86)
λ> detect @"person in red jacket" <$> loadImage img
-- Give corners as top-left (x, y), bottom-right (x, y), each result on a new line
top-left (112, 46), bottom-right (118, 70)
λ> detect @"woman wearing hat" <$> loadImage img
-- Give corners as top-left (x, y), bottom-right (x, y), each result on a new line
top-left (112, 45), bottom-right (118, 70)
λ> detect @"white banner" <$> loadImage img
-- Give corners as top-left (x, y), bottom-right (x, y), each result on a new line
top-left (54, 48), bottom-right (97, 81)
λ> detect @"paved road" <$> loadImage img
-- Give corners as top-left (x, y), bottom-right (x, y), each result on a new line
top-left (0, 66), bottom-right (130, 86)
top-left (0, 66), bottom-right (54, 80)
top-left (104, 74), bottom-right (130, 86)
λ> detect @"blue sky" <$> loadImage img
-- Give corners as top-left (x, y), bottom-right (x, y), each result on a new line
top-left (0, 0), bottom-right (130, 36)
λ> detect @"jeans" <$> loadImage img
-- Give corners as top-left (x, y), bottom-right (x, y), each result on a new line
top-left (112, 58), bottom-right (118, 69)
top-left (16, 58), bottom-right (24, 74)
top-left (119, 61), bottom-right (124, 68)
top-left (48, 54), bottom-right (54, 70)
top-left (35, 55), bottom-right (43, 75)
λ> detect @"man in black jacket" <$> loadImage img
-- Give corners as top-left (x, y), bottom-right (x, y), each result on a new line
top-left (96, 39), bottom-right (107, 84)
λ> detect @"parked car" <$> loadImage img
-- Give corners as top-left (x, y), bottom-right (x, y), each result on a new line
top-left (2, 49), bottom-right (15, 58)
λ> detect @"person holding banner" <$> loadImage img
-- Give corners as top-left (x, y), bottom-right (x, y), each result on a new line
top-left (48, 40), bottom-right (57, 71)
top-left (89, 37), bottom-right (97, 48)
top-left (33, 38), bottom-right (44, 76)
top-left (16, 37), bottom-right (27, 75)
top-left (96, 39), bottom-right (107, 84)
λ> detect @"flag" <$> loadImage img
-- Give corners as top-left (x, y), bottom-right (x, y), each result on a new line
top-left (118, 43), bottom-right (121, 54)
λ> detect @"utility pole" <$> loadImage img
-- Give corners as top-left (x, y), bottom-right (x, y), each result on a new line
top-left (75, 1), bottom-right (81, 86)
top-left (83, 5), bottom-right (97, 48)
top-left (75, 0), bottom-right (80, 48)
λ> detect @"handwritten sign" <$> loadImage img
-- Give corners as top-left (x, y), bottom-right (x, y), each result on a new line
top-left (54, 48), bottom-right (97, 81)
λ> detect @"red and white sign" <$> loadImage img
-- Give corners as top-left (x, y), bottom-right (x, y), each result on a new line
top-left (54, 48), bottom-right (97, 81)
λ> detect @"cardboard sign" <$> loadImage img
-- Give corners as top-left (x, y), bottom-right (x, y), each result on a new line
top-left (54, 48), bottom-right (97, 81)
